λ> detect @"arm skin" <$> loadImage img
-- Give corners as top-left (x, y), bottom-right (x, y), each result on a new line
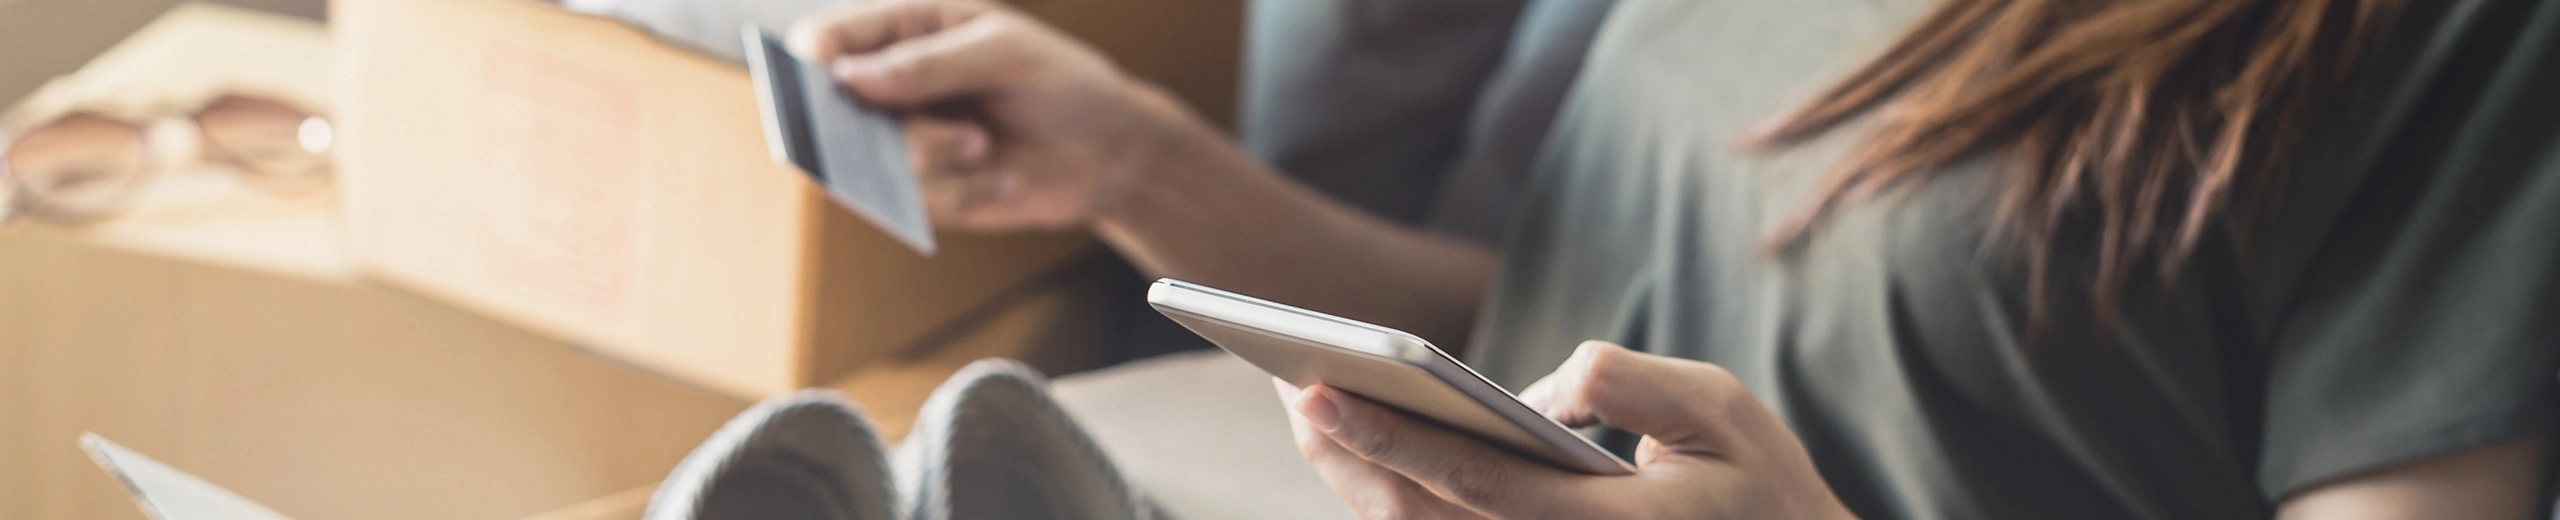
top-left (1095, 86), bottom-right (1498, 348)
top-left (2277, 435), bottom-right (2552, 519)
top-left (791, 0), bottom-right (1496, 348)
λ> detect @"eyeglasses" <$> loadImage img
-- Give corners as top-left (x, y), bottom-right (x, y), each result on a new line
top-left (0, 93), bottom-right (334, 226)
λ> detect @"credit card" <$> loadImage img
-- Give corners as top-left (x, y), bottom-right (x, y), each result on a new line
top-left (743, 26), bottom-right (936, 255)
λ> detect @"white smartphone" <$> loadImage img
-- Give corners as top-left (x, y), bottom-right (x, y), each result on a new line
top-left (1147, 278), bottom-right (1637, 475)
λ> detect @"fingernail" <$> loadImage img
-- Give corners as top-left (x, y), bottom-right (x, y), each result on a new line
top-left (1299, 388), bottom-right (1342, 432)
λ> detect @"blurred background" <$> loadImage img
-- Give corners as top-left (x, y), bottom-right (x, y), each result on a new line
top-left (0, 0), bottom-right (328, 107)
top-left (0, 0), bottom-right (1293, 518)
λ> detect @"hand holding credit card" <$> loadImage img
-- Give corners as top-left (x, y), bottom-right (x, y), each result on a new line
top-left (742, 26), bottom-right (937, 255)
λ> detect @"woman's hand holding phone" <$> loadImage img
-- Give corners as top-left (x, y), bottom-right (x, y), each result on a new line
top-left (1276, 341), bottom-right (1857, 520)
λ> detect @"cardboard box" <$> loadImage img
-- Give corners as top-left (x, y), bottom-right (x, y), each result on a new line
top-left (4, 1), bottom-right (1240, 517)
top-left (0, 7), bottom-right (750, 519)
top-left (0, 231), bottom-right (748, 520)
top-left (333, 0), bottom-right (1096, 399)
top-left (0, 168), bottom-right (752, 520)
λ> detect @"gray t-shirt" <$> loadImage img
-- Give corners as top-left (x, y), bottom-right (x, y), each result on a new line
top-left (1243, 0), bottom-right (1619, 245)
top-left (1468, 0), bottom-right (2560, 518)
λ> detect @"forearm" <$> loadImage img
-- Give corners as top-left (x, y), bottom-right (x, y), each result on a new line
top-left (793, 2), bottom-right (1497, 346)
top-left (2276, 435), bottom-right (2551, 520)
top-left (1093, 85), bottom-right (1498, 348)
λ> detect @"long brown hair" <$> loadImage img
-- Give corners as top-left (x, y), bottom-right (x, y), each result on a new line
top-left (1749, 0), bottom-right (2401, 322)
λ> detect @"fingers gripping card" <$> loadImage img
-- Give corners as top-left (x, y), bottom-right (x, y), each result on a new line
top-left (744, 26), bottom-right (936, 255)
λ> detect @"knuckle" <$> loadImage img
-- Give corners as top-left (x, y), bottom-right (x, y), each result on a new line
top-left (977, 12), bottom-right (1027, 35)
top-left (1345, 422), bottom-right (1404, 460)
top-left (966, 12), bottom-right (1036, 48)
top-left (1574, 341), bottom-right (1628, 381)
top-left (1691, 362), bottom-right (1742, 400)
top-left (983, 18), bottom-right (1045, 59)
top-left (1694, 361), bottom-right (1740, 389)
top-left (1568, 349), bottom-right (1626, 405)
top-left (878, 53), bottom-right (930, 84)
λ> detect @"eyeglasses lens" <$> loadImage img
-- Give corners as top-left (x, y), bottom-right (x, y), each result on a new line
top-left (197, 95), bottom-right (331, 193)
top-left (5, 113), bottom-right (149, 224)
top-left (0, 159), bottom-right (18, 223)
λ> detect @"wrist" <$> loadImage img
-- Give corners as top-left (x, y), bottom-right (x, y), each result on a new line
top-left (1087, 79), bottom-right (1221, 229)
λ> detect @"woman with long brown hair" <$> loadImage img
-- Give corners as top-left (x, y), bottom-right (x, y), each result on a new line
top-left (787, 0), bottom-right (2557, 516)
